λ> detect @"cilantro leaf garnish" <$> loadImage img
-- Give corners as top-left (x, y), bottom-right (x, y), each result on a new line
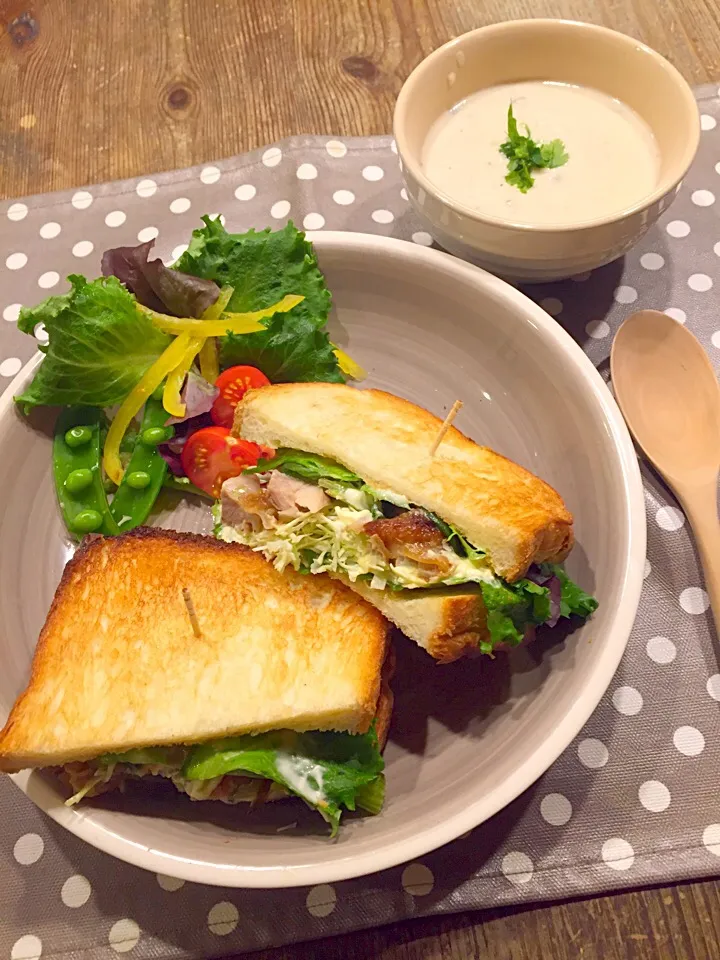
top-left (499, 105), bottom-right (569, 193)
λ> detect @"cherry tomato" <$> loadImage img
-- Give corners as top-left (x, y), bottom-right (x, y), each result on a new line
top-left (181, 426), bottom-right (266, 498)
top-left (211, 365), bottom-right (271, 429)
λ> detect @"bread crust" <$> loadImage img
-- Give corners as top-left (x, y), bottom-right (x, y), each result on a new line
top-left (336, 576), bottom-right (488, 663)
top-left (235, 383), bottom-right (573, 581)
top-left (0, 529), bottom-right (391, 772)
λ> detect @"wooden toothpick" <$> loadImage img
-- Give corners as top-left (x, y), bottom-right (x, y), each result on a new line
top-left (182, 586), bottom-right (202, 638)
top-left (429, 400), bottom-right (463, 456)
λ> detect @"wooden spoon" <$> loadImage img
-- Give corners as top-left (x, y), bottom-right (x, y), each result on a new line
top-left (611, 310), bottom-right (720, 635)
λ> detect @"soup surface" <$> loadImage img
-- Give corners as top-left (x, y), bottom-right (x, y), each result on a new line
top-left (421, 81), bottom-right (661, 225)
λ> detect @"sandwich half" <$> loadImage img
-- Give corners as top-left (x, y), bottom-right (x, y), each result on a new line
top-left (0, 528), bottom-right (393, 834)
top-left (221, 383), bottom-right (598, 662)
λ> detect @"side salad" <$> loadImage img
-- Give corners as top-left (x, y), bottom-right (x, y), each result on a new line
top-left (16, 218), bottom-right (364, 535)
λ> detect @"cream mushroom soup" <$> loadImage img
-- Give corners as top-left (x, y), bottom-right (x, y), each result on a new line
top-left (421, 81), bottom-right (661, 226)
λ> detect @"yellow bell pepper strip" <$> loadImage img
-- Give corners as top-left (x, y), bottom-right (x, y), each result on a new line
top-left (198, 339), bottom-right (219, 385)
top-left (103, 333), bottom-right (201, 486)
top-left (198, 285), bottom-right (233, 383)
top-left (333, 346), bottom-right (367, 381)
top-left (140, 294), bottom-right (304, 336)
top-left (163, 335), bottom-right (205, 417)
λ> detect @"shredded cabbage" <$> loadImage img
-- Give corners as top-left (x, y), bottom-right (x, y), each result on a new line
top-left (214, 499), bottom-right (496, 589)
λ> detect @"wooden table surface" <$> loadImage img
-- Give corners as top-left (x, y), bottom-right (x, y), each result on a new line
top-left (2, 0), bottom-right (720, 957)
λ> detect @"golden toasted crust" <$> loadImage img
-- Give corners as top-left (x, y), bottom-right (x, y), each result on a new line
top-left (0, 529), bottom-right (391, 772)
top-left (235, 383), bottom-right (573, 581)
top-left (331, 576), bottom-right (488, 663)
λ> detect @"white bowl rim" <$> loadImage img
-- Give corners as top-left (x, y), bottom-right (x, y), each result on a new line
top-left (393, 18), bottom-right (700, 234)
top-left (1, 231), bottom-right (646, 887)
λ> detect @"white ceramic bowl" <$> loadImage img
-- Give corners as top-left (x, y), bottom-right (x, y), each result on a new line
top-left (0, 233), bottom-right (645, 887)
top-left (394, 19), bottom-right (700, 281)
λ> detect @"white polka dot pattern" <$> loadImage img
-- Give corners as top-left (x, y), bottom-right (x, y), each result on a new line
top-left (296, 163), bottom-right (318, 180)
top-left (501, 852), bottom-right (533, 885)
top-left (646, 636), bottom-right (676, 664)
top-left (39, 222), bottom-right (61, 240)
top-left (105, 210), bottom-right (126, 228)
top-left (303, 212), bottom-right (325, 230)
top-left (638, 780), bottom-right (671, 812)
top-left (207, 901), bottom-right (239, 935)
top-left (8, 202), bottom-right (28, 221)
top-left (703, 824), bottom-right (720, 857)
top-left (61, 874), bottom-right (92, 907)
top-left (401, 863), bottom-right (435, 896)
top-left (0, 357), bottom-right (22, 377)
top-left (169, 197), bottom-right (191, 214)
top-left (156, 873), bottom-right (185, 891)
top-left (612, 686), bottom-right (643, 716)
top-left (306, 884), bottom-right (337, 916)
top-left (234, 184), bottom-right (256, 201)
top-left (577, 738), bottom-right (609, 769)
top-left (72, 240), bottom-right (95, 257)
top-left (673, 725), bottom-right (705, 756)
top-left (613, 285), bottom-right (638, 304)
top-left (200, 166), bottom-right (221, 185)
top-left (540, 793), bottom-right (572, 825)
top-left (71, 190), bottom-right (93, 210)
top-left (6, 252), bottom-right (27, 270)
top-left (11, 936), bottom-right (42, 960)
top-left (136, 179), bottom-right (157, 198)
top-left (601, 838), bottom-right (634, 871)
top-left (655, 506), bottom-right (685, 531)
top-left (679, 587), bottom-right (710, 614)
top-left (13, 833), bottom-right (44, 864)
top-left (108, 919), bottom-right (140, 953)
top-left (325, 139), bottom-right (347, 158)
top-left (270, 199), bottom-right (291, 219)
top-left (0, 116), bottom-right (719, 947)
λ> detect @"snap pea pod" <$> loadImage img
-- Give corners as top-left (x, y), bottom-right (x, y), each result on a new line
top-left (53, 408), bottom-right (121, 537)
top-left (109, 395), bottom-right (171, 532)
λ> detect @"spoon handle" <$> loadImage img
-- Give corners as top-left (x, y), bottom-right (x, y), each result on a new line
top-left (678, 479), bottom-right (720, 638)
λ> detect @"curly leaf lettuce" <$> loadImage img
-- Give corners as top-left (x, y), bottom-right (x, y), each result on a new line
top-left (540, 563), bottom-right (599, 619)
top-left (175, 217), bottom-right (345, 383)
top-left (16, 275), bottom-right (171, 409)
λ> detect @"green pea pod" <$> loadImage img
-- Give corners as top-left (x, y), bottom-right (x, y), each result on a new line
top-left (109, 395), bottom-right (170, 532)
top-left (53, 408), bottom-right (121, 537)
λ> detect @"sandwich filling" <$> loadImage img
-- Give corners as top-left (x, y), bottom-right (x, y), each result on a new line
top-left (62, 728), bottom-right (384, 836)
top-left (215, 449), bottom-right (598, 653)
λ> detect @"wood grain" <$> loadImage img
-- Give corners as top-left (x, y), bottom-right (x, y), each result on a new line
top-left (2, 0), bottom-right (720, 199)
top-left (2, 0), bottom-right (720, 956)
top-left (247, 880), bottom-right (720, 959)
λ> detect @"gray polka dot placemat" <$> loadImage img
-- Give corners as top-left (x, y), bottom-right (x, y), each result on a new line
top-left (1, 87), bottom-right (720, 960)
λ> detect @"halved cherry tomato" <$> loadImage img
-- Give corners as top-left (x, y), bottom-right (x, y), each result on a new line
top-left (181, 426), bottom-right (267, 498)
top-left (211, 365), bottom-right (271, 429)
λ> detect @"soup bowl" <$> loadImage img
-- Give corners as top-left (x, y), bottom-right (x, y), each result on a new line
top-left (393, 19), bottom-right (700, 281)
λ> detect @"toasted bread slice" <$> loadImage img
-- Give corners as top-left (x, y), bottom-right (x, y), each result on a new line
top-left (335, 577), bottom-right (487, 663)
top-left (235, 383), bottom-right (573, 581)
top-left (0, 529), bottom-right (391, 772)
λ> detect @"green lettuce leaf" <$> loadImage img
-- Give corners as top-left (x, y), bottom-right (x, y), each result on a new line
top-left (174, 217), bottom-right (344, 383)
top-left (478, 578), bottom-right (552, 653)
top-left (15, 275), bottom-right (171, 409)
top-left (248, 447), bottom-right (362, 484)
top-left (541, 563), bottom-right (599, 618)
top-left (183, 728), bottom-right (384, 835)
